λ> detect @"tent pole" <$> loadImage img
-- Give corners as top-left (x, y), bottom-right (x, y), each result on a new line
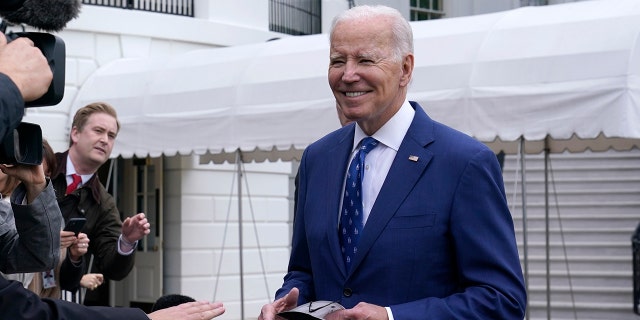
top-left (520, 137), bottom-right (530, 320)
top-left (106, 159), bottom-right (117, 307)
top-left (236, 150), bottom-right (245, 320)
top-left (544, 137), bottom-right (551, 320)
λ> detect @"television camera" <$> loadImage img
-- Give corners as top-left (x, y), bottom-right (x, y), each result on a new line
top-left (0, 0), bottom-right (80, 165)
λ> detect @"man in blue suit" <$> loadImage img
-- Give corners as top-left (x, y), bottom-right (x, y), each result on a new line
top-left (260, 5), bottom-right (526, 320)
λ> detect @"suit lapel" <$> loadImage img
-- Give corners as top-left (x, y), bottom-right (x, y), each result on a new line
top-left (324, 126), bottom-right (355, 277)
top-left (349, 103), bottom-right (435, 273)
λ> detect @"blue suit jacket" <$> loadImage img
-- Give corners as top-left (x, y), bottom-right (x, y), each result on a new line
top-left (277, 102), bottom-right (526, 319)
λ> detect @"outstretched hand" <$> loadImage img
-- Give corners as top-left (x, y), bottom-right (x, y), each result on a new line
top-left (121, 212), bottom-right (150, 243)
top-left (258, 287), bottom-right (300, 320)
top-left (148, 301), bottom-right (225, 320)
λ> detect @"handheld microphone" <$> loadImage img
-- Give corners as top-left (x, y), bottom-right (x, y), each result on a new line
top-left (0, 0), bottom-right (81, 32)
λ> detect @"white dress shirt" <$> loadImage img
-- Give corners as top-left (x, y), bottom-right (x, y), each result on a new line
top-left (344, 100), bottom-right (415, 225)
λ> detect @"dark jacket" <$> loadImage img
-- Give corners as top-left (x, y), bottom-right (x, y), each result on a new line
top-left (51, 151), bottom-right (135, 281)
top-left (0, 73), bottom-right (24, 142)
top-left (0, 277), bottom-right (148, 319)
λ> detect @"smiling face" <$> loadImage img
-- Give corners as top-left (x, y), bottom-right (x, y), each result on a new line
top-left (69, 112), bottom-right (118, 174)
top-left (328, 14), bottom-right (413, 135)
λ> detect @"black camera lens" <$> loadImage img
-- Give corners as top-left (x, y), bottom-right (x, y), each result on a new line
top-left (0, 122), bottom-right (42, 165)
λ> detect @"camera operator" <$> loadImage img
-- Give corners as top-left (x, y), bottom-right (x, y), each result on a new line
top-left (0, 29), bottom-right (226, 320)
top-left (0, 30), bottom-right (52, 140)
top-left (0, 30), bottom-right (60, 274)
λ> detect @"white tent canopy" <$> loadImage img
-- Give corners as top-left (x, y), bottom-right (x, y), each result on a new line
top-left (70, 0), bottom-right (640, 162)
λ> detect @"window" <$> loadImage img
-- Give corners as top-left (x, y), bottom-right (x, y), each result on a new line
top-left (81, 0), bottom-right (194, 17)
top-left (270, 0), bottom-right (322, 35)
top-left (521, 0), bottom-right (548, 6)
top-left (410, 0), bottom-right (445, 21)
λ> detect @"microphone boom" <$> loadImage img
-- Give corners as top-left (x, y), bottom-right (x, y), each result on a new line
top-left (0, 0), bottom-right (81, 32)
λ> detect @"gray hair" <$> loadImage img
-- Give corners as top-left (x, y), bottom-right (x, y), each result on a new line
top-left (329, 5), bottom-right (414, 61)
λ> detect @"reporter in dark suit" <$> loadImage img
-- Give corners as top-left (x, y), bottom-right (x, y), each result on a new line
top-left (0, 276), bottom-right (225, 320)
top-left (260, 5), bottom-right (526, 320)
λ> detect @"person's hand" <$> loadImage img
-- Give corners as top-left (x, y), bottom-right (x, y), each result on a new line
top-left (80, 273), bottom-right (104, 291)
top-left (0, 33), bottom-right (52, 102)
top-left (121, 212), bottom-right (151, 243)
top-left (324, 302), bottom-right (388, 320)
top-left (258, 287), bottom-right (299, 320)
top-left (60, 230), bottom-right (77, 249)
top-left (0, 163), bottom-right (46, 203)
top-left (147, 301), bottom-right (225, 320)
top-left (68, 232), bottom-right (89, 261)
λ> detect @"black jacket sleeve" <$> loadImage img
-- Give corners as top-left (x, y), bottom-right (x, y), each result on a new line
top-left (59, 253), bottom-right (84, 292)
top-left (0, 276), bottom-right (149, 320)
top-left (0, 72), bottom-right (25, 141)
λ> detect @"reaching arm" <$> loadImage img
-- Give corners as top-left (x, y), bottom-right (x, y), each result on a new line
top-left (0, 180), bottom-right (61, 273)
top-left (1, 276), bottom-right (225, 320)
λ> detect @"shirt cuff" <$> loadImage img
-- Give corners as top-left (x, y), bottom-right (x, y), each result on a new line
top-left (386, 307), bottom-right (394, 320)
top-left (67, 250), bottom-right (83, 266)
top-left (117, 234), bottom-right (137, 255)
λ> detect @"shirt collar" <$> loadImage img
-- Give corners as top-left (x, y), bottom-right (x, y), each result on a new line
top-left (66, 154), bottom-right (93, 185)
top-left (352, 100), bottom-right (414, 151)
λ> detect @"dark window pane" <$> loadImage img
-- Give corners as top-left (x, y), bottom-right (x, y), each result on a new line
top-left (269, 0), bottom-right (322, 35)
top-left (81, 0), bottom-right (193, 17)
top-left (411, 0), bottom-right (444, 21)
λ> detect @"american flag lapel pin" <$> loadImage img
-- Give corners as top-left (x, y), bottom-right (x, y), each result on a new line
top-left (408, 155), bottom-right (419, 162)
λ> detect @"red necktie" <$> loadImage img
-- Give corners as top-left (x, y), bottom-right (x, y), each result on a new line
top-left (66, 174), bottom-right (82, 195)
